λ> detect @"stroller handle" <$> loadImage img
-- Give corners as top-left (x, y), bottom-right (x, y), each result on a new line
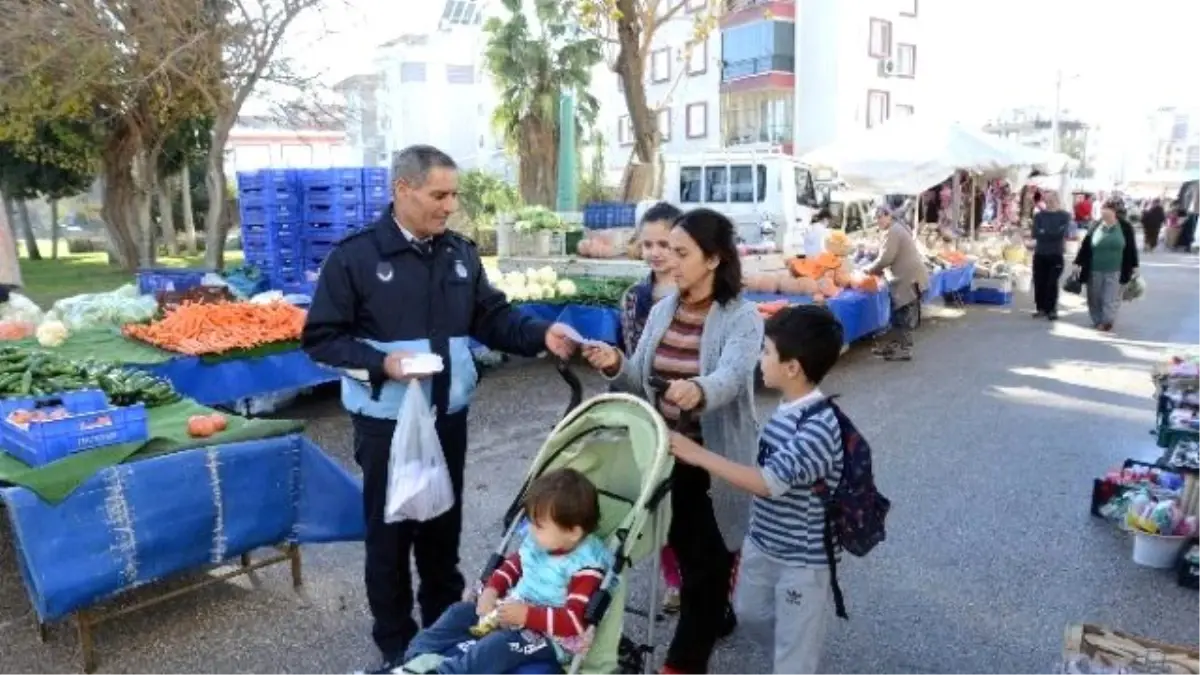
top-left (556, 359), bottom-right (583, 419)
top-left (647, 375), bottom-right (693, 428)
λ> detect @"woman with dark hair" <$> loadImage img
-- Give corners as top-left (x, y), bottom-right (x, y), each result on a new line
top-left (1073, 200), bottom-right (1139, 332)
top-left (583, 208), bottom-right (763, 674)
top-left (618, 201), bottom-right (685, 613)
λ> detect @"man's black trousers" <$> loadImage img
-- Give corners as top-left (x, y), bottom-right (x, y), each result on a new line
top-left (1032, 253), bottom-right (1064, 314)
top-left (353, 409), bottom-right (469, 658)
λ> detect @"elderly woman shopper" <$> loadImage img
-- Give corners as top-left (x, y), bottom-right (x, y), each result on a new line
top-left (864, 205), bottom-right (930, 361)
top-left (1073, 201), bottom-right (1139, 332)
top-left (583, 208), bottom-right (762, 674)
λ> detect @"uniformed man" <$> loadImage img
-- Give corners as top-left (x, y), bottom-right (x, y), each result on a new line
top-left (301, 145), bottom-right (576, 673)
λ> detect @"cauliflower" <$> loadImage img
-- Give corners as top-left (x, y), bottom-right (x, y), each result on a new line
top-left (504, 271), bottom-right (527, 289)
top-left (525, 285), bottom-right (546, 301)
top-left (540, 283), bottom-right (557, 300)
top-left (535, 266), bottom-right (558, 285)
top-left (524, 268), bottom-right (540, 287)
top-left (507, 285), bottom-right (530, 302)
top-left (36, 319), bottom-right (69, 348)
top-left (555, 279), bottom-right (578, 297)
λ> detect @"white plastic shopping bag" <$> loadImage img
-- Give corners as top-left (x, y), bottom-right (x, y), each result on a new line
top-left (384, 380), bottom-right (455, 523)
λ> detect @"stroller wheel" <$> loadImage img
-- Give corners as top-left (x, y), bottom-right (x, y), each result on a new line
top-left (617, 636), bottom-right (651, 675)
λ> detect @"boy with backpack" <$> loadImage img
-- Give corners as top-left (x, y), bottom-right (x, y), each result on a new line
top-left (668, 305), bottom-right (889, 674)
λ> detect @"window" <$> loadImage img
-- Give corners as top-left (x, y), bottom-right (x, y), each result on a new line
top-left (686, 0), bottom-right (706, 12)
top-left (867, 89), bottom-right (890, 129)
top-left (400, 62), bottom-right (427, 82)
top-left (658, 108), bottom-right (672, 141)
top-left (721, 21), bottom-right (796, 81)
top-left (729, 165), bottom-right (767, 203)
top-left (618, 115), bottom-right (633, 145)
top-left (868, 19), bottom-right (892, 58)
top-left (651, 48), bottom-right (671, 83)
top-left (686, 102), bottom-right (708, 138)
top-left (894, 103), bottom-right (915, 117)
top-left (896, 43), bottom-right (916, 78)
top-left (446, 64), bottom-right (475, 84)
top-left (795, 167), bottom-right (818, 206)
top-left (680, 166), bottom-right (703, 203)
top-left (900, 0), bottom-right (918, 17)
top-left (844, 203), bottom-right (864, 234)
top-left (705, 166), bottom-right (728, 202)
top-left (687, 39), bottom-right (708, 76)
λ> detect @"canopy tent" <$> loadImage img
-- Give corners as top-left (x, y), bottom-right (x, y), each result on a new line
top-left (800, 116), bottom-right (1075, 195)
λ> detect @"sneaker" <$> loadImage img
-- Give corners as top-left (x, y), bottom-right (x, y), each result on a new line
top-left (359, 653), bottom-right (407, 675)
top-left (1032, 311), bottom-right (1045, 318)
top-left (872, 342), bottom-right (897, 358)
top-left (1047, 311), bottom-right (1059, 321)
top-left (883, 346), bottom-right (912, 362)
top-left (661, 586), bottom-right (681, 614)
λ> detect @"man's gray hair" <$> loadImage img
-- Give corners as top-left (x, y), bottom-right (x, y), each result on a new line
top-left (391, 145), bottom-right (458, 187)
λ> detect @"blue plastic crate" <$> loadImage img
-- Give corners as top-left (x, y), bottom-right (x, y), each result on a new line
top-left (302, 223), bottom-right (350, 244)
top-left (361, 201), bottom-right (388, 222)
top-left (297, 168), bottom-right (363, 188)
top-left (238, 188), bottom-right (300, 209)
top-left (241, 202), bottom-right (305, 225)
top-left (240, 221), bottom-right (301, 241)
top-left (0, 390), bottom-right (149, 467)
top-left (304, 185), bottom-right (363, 206)
top-left (240, 227), bottom-right (300, 250)
top-left (362, 183), bottom-right (390, 202)
top-left (136, 268), bottom-right (208, 295)
top-left (968, 288), bottom-right (1013, 305)
top-left (304, 202), bottom-right (363, 225)
top-left (236, 169), bottom-right (296, 192)
top-left (362, 167), bottom-right (389, 186)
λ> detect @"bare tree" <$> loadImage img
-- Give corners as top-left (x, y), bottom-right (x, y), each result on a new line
top-left (578, 0), bottom-right (722, 199)
top-left (196, 0), bottom-right (327, 270)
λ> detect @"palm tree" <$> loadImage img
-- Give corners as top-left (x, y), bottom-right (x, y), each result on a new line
top-left (484, 0), bottom-right (601, 207)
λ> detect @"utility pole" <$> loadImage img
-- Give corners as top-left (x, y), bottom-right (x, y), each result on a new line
top-left (1051, 69), bottom-right (1063, 153)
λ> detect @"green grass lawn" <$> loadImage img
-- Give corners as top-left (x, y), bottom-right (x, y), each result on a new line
top-left (18, 240), bottom-right (243, 308)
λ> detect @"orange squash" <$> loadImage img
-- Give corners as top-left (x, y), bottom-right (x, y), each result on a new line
top-left (208, 413), bottom-right (228, 432)
top-left (814, 251), bottom-right (842, 271)
top-left (816, 277), bottom-right (840, 298)
top-left (187, 415), bottom-right (215, 438)
top-left (832, 269), bottom-right (851, 287)
top-left (779, 277), bottom-right (818, 295)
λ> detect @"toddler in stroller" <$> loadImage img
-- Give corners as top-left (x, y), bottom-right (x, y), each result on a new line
top-left (402, 374), bottom-right (675, 675)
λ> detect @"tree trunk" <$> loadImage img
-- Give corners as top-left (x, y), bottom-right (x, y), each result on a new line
top-left (157, 179), bottom-right (180, 257)
top-left (50, 200), bottom-right (60, 260)
top-left (516, 116), bottom-right (558, 207)
top-left (613, 0), bottom-right (660, 201)
top-left (0, 189), bottom-right (22, 287)
top-left (180, 164), bottom-right (198, 254)
top-left (16, 201), bottom-right (41, 261)
top-left (203, 117), bottom-right (234, 270)
top-left (100, 148), bottom-right (144, 272)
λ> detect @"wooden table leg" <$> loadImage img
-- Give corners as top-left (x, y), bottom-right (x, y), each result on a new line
top-left (288, 543), bottom-right (303, 590)
top-left (77, 610), bottom-right (97, 674)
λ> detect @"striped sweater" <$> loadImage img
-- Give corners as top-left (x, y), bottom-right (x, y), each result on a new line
top-left (650, 296), bottom-right (712, 441)
top-left (484, 542), bottom-right (606, 640)
top-left (749, 389), bottom-right (844, 567)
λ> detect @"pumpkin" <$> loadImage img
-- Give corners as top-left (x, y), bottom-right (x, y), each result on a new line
top-left (824, 231), bottom-right (852, 257)
top-left (850, 271), bottom-right (881, 292)
top-left (591, 239), bottom-right (612, 258)
top-left (577, 239), bottom-right (592, 256)
top-left (744, 274), bottom-right (779, 293)
top-left (832, 269), bottom-right (851, 287)
top-left (816, 277), bottom-right (840, 298)
top-left (208, 413), bottom-right (228, 432)
top-left (626, 241), bottom-right (640, 259)
top-left (779, 277), bottom-right (818, 295)
top-left (814, 251), bottom-right (842, 271)
top-left (788, 258), bottom-right (821, 279)
top-left (187, 415), bottom-right (216, 438)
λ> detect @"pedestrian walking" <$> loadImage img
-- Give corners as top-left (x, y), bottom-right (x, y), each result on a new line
top-left (1072, 200), bottom-right (1139, 333)
top-left (1141, 199), bottom-right (1166, 252)
top-left (864, 206), bottom-right (929, 362)
top-left (1031, 192), bottom-right (1070, 320)
top-left (301, 144), bottom-right (577, 674)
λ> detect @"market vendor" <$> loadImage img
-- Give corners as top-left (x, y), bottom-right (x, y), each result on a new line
top-left (301, 144), bottom-right (577, 674)
top-left (863, 205), bottom-right (928, 362)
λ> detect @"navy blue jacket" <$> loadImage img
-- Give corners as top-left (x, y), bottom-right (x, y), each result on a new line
top-left (301, 207), bottom-right (549, 417)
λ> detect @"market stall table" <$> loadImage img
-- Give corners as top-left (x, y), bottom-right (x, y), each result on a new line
top-left (924, 262), bottom-right (976, 302)
top-left (746, 287), bottom-right (892, 344)
top-left (0, 405), bottom-right (364, 672)
top-left (518, 302), bottom-right (621, 345)
top-left (16, 329), bottom-right (338, 408)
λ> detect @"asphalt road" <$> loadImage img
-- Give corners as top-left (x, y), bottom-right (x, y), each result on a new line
top-left (2, 252), bottom-right (1197, 674)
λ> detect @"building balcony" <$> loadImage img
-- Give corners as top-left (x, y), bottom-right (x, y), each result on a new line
top-left (722, 0), bottom-right (794, 28)
top-left (722, 55), bottom-right (794, 82)
top-left (725, 124), bottom-right (793, 147)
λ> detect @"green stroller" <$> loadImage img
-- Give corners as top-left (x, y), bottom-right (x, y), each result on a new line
top-left (416, 364), bottom-right (676, 674)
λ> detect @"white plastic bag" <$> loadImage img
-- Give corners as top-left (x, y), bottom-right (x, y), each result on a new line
top-left (384, 380), bottom-right (454, 523)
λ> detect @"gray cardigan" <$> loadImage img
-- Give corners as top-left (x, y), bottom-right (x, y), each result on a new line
top-left (609, 292), bottom-right (764, 549)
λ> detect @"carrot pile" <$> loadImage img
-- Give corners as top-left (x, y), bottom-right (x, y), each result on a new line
top-left (122, 301), bottom-right (306, 356)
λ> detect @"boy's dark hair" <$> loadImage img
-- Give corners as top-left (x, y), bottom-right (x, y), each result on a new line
top-left (523, 468), bottom-right (601, 533)
top-left (764, 305), bottom-right (844, 384)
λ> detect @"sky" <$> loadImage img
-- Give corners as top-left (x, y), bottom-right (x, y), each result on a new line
top-left (269, 0), bottom-right (1200, 131)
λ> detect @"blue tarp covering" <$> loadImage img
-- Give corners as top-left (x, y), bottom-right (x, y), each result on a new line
top-left (925, 263), bottom-right (976, 301)
top-left (744, 289), bottom-right (892, 343)
top-left (136, 349), bottom-right (339, 406)
top-left (519, 303), bottom-right (622, 345)
top-left (1, 434), bottom-right (363, 621)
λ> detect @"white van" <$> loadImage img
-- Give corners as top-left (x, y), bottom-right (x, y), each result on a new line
top-left (662, 148), bottom-right (821, 256)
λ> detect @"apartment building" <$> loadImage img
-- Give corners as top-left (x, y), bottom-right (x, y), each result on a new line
top-left (334, 73), bottom-right (386, 167)
top-left (603, 0), bottom-right (725, 176)
top-left (1146, 106), bottom-right (1200, 173)
top-left (222, 115), bottom-right (351, 174)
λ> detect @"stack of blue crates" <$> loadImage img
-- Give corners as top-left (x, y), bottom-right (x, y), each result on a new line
top-left (582, 202), bottom-right (638, 230)
top-left (296, 167), bottom-right (391, 288)
top-left (236, 169), bottom-right (304, 293)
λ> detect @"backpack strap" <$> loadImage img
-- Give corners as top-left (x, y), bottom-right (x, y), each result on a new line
top-left (797, 396), bottom-right (849, 620)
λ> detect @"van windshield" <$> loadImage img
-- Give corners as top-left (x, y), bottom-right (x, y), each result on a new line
top-left (795, 167), bottom-right (818, 206)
